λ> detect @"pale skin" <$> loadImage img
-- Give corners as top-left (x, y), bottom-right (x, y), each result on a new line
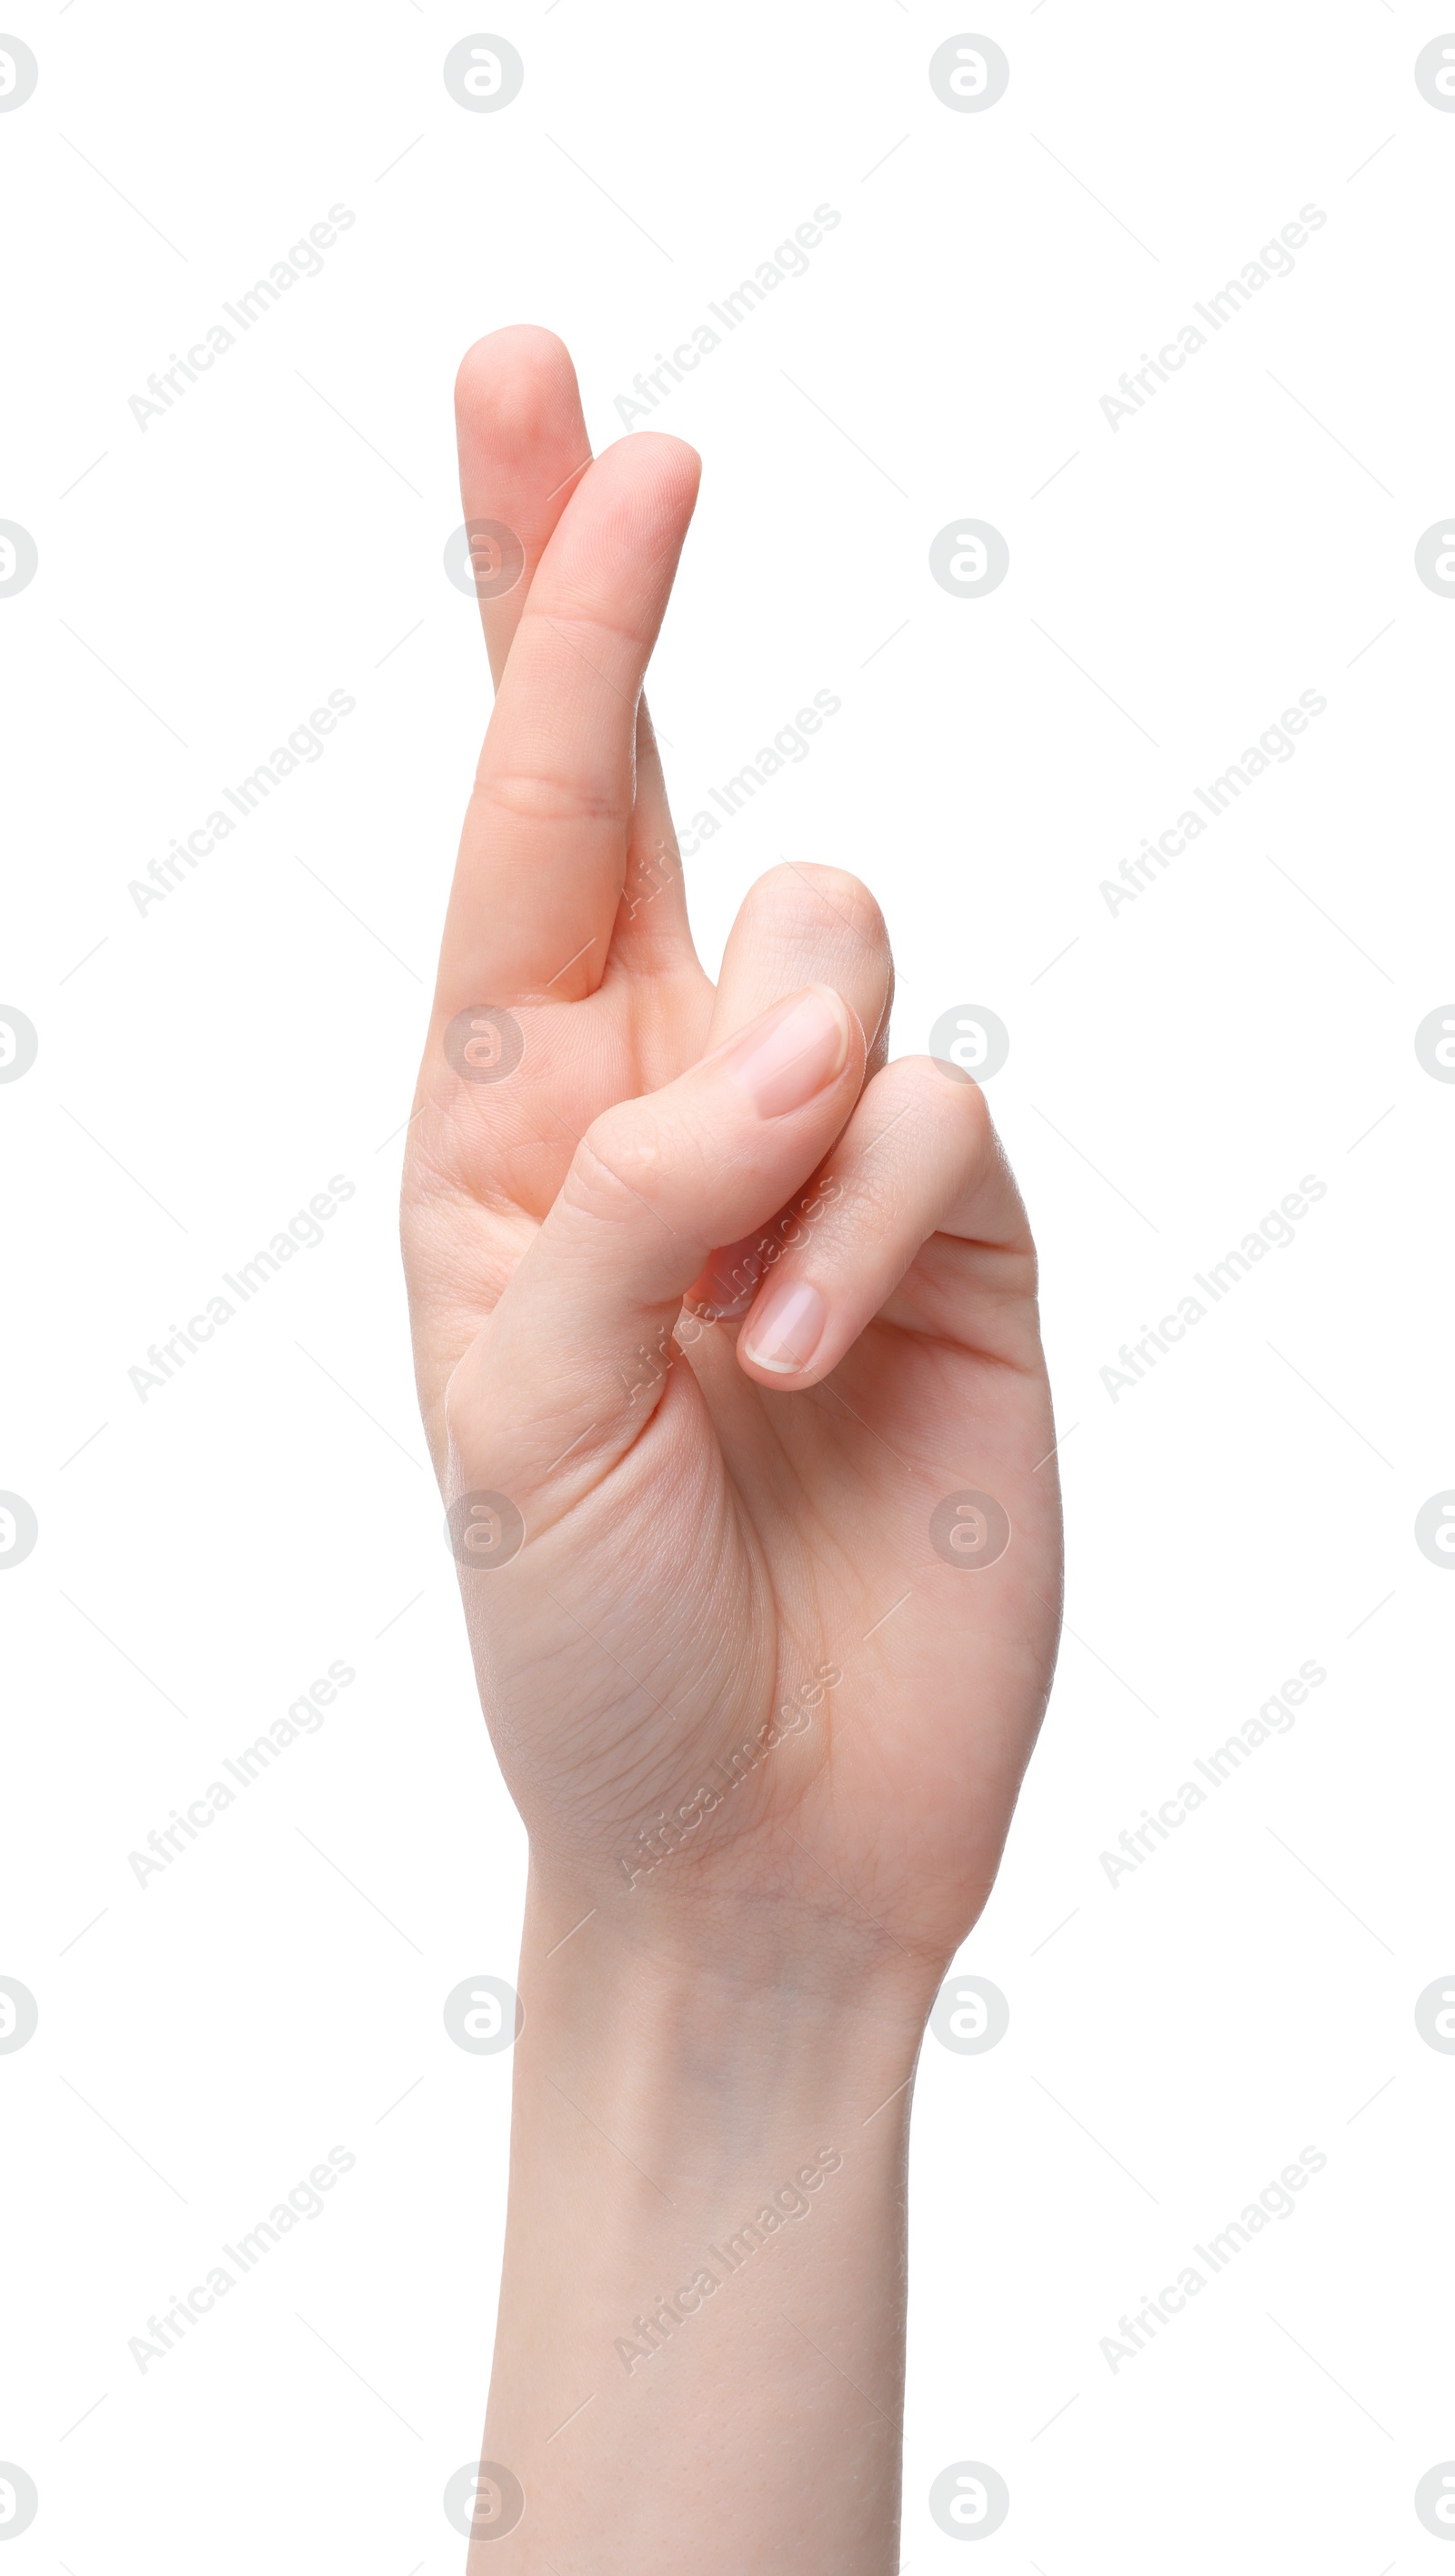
top-left (401, 327), bottom-right (1063, 2571)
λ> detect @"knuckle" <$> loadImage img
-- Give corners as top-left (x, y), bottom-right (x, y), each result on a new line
top-left (471, 768), bottom-right (629, 831)
top-left (754, 861), bottom-right (890, 952)
top-left (948, 1064), bottom-right (997, 1146)
top-left (906, 1053), bottom-right (995, 1132)
top-left (519, 599), bottom-right (647, 657)
top-left (941, 1069), bottom-right (999, 1178)
top-left (568, 1111), bottom-right (663, 1218)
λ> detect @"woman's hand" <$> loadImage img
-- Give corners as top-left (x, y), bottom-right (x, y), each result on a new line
top-left (403, 326), bottom-right (1061, 1992)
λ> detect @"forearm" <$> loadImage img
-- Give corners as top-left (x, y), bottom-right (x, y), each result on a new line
top-left (470, 1866), bottom-right (935, 2571)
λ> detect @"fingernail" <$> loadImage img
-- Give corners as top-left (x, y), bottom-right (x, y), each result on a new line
top-left (742, 1278), bottom-right (827, 1375)
top-left (723, 986), bottom-right (851, 1118)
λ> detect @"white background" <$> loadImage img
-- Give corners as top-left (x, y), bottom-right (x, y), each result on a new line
top-left (3, 2), bottom-right (1453, 2567)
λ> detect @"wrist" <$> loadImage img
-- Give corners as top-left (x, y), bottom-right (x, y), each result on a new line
top-left (519, 1851), bottom-right (941, 2091)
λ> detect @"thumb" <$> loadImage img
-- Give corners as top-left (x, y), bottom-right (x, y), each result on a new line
top-left (443, 986), bottom-right (861, 1519)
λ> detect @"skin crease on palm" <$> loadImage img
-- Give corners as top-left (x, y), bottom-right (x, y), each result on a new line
top-left (398, 328), bottom-right (1065, 2568)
